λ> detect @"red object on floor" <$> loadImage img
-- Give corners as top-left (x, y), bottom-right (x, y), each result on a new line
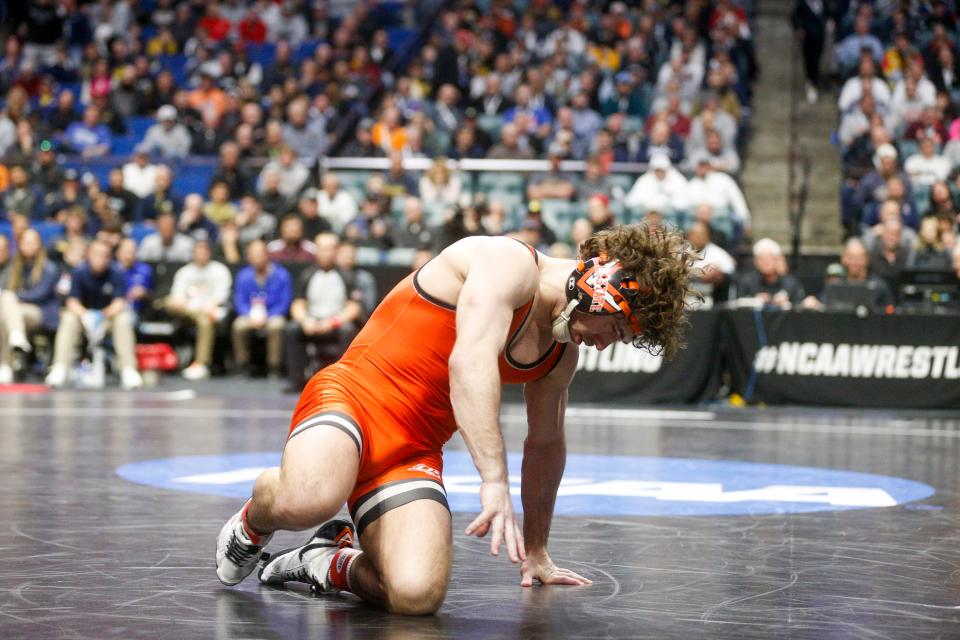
top-left (0, 383), bottom-right (50, 394)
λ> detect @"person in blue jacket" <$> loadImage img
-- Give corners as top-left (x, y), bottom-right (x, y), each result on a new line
top-left (0, 228), bottom-right (60, 383)
top-left (116, 237), bottom-right (153, 321)
top-left (231, 239), bottom-right (292, 377)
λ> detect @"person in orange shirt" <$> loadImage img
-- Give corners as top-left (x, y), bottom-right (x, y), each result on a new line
top-left (371, 105), bottom-right (406, 153)
top-left (215, 226), bottom-right (698, 614)
top-left (187, 72), bottom-right (227, 120)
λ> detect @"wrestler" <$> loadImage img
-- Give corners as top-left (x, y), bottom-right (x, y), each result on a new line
top-left (215, 225), bottom-right (697, 614)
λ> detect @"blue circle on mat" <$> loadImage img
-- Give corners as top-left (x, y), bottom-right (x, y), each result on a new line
top-left (116, 452), bottom-right (935, 517)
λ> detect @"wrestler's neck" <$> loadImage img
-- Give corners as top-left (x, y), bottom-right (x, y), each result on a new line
top-left (534, 255), bottom-right (579, 329)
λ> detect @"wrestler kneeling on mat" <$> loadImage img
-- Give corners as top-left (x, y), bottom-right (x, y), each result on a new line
top-left (215, 225), bottom-right (698, 615)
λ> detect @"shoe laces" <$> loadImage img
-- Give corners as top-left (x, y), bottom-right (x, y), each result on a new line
top-left (225, 530), bottom-right (261, 566)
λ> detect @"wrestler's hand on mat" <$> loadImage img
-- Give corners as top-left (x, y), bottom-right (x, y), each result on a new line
top-left (520, 549), bottom-right (592, 587)
top-left (465, 480), bottom-right (526, 563)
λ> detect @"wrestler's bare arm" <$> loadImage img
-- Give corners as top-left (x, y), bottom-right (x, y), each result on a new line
top-left (448, 240), bottom-right (539, 563)
top-left (518, 348), bottom-right (591, 586)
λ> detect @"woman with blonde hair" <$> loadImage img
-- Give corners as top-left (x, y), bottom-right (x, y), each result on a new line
top-left (418, 157), bottom-right (462, 207)
top-left (907, 216), bottom-right (952, 270)
top-left (0, 229), bottom-right (61, 383)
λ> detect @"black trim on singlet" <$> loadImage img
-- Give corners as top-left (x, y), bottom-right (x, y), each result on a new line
top-left (412, 238), bottom-right (540, 311)
top-left (413, 267), bottom-right (457, 310)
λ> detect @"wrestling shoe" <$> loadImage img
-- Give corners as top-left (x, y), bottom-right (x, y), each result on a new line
top-left (258, 519), bottom-right (356, 593)
top-left (216, 505), bottom-right (273, 586)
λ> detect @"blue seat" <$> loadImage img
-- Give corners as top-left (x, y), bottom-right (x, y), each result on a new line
top-left (126, 116), bottom-right (155, 142)
top-left (129, 223), bottom-right (157, 247)
top-left (173, 163), bottom-right (216, 196)
top-left (32, 221), bottom-right (65, 247)
top-left (386, 27), bottom-right (414, 51)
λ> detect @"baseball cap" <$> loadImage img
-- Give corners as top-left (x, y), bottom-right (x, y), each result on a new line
top-left (875, 143), bottom-right (897, 160)
top-left (157, 105), bottom-right (177, 121)
top-left (649, 154), bottom-right (671, 170)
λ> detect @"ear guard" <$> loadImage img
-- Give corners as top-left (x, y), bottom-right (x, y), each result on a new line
top-left (552, 253), bottom-right (645, 343)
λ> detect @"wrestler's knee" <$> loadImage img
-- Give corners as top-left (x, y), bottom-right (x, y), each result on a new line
top-left (268, 483), bottom-right (341, 529)
top-left (383, 572), bottom-right (448, 615)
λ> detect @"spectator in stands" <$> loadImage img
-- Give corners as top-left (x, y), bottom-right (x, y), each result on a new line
top-left (791, 0), bottom-right (828, 103)
top-left (527, 144), bottom-right (578, 201)
top-left (688, 220), bottom-right (735, 306)
top-left (210, 142), bottom-right (252, 200)
top-left (585, 193), bottom-right (616, 233)
top-left (393, 196), bottom-right (435, 250)
top-left (188, 71), bottom-right (227, 120)
top-left (284, 232), bottom-right (363, 391)
top-left (283, 96), bottom-right (327, 163)
top-left (137, 211), bottom-right (195, 262)
top-left (232, 239), bottom-right (292, 378)
top-left (869, 217), bottom-right (910, 292)
top-left (838, 57), bottom-right (891, 114)
top-left (191, 108), bottom-right (227, 156)
top-left (257, 168), bottom-right (294, 218)
top-left (864, 199), bottom-right (918, 251)
top-left (344, 193), bottom-right (395, 251)
top-left (862, 174), bottom-right (919, 231)
top-left (3, 165), bottom-right (39, 218)
top-left (890, 74), bottom-right (934, 135)
top-left (165, 239), bottom-right (233, 380)
top-left (268, 214), bottom-right (316, 263)
top-left (338, 118), bottom-right (384, 157)
top-left (121, 149), bottom-right (157, 200)
top-left (116, 237), bottom-right (152, 320)
top-left (63, 105), bottom-right (111, 158)
top-left (904, 106), bottom-right (948, 144)
top-left (295, 188), bottom-right (332, 240)
top-left (930, 44), bottom-right (960, 95)
top-left (625, 153), bottom-right (689, 213)
top-left (701, 129), bottom-right (741, 175)
top-left (202, 181), bottom-right (238, 226)
top-left (101, 168), bottom-right (139, 224)
top-left (139, 165), bottom-right (181, 223)
top-left (335, 240), bottom-right (378, 322)
top-left (486, 122), bottom-right (535, 160)
top-left (855, 144), bottom-right (914, 226)
top-left (419, 158), bottom-right (462, 208)
top-left (257, 145), bottom-right (310, 200)
top-left (578, 157), bottom-right (613, 199)
top-left (45, 239), bottom-right (142, 389)
top-left (236, 195), bottom-right (277, 245)
top-left (687, 92), bottom-right (737, 155)
top-left (687, 154), bottom-right (750, 233)
top-left (834, 13), bottom-right (883, 71)
top-left (316, 173), bottom-right (358, 233)
top-left (736, 238), bottom-right (805, 309)
top-left (30, 140), bottom-right (62, 193)
top-left (637, 118), bottom-right (684, 165)
top-left (905, 135), bottom-right (951, 186)
top-left (839, 93), bottom-right (883, 148)
top-left (140, 105), bottom-right (192, 158)
top-left (517, 199), bottom-right (557, 246)
top-left (809, 237), bottom-right (894, 311)
top-left (0, 229), bottom-right (59, 383)
top-left (47, 170), bottom-right (88, 220)
top-left (431, 84), bottom-right (463, 139)
top-left (908, 216), bottom-right (952, 270)
top-left (601, 70), bottom-right (649, 117)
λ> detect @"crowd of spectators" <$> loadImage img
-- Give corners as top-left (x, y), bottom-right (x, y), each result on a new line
top-left (818, 0), bottom-right (960, 307)
top-left (0, 0), bottom-right (760, 388)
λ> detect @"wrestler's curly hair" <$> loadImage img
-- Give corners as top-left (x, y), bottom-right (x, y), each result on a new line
top-left (578, 224), bottom-right (701, 359)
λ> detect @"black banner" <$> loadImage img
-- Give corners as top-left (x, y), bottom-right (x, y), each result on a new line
top-left (725, 309), bottom-right (960, 409)
top-left (503, 310), bottom-right (723, 405)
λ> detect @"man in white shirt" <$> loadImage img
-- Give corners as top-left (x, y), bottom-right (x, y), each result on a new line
top-left (257, 145), bottom-right (310, 200)
top-left (121, 148), bottom-right (158, 199)
top-left (317, 173), bottom-right (358, 233)
top-left (624, 154), bottom-right (689, 212)
top-left (687, 221), bottom-right (736, 307)
top-left (686, 153), bottom-right (751, 233)
top-left (165, 239), bottom-right (233, 380)
top-left (838, 60), bottom-right (891, 114)
top-left (904, 135), bottom-right (951, 186)
top-left (140, 105), bottom-right (192, 159)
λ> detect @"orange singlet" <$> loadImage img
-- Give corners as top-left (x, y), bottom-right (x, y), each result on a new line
top-left (287, 245), bottom-right (566, 534)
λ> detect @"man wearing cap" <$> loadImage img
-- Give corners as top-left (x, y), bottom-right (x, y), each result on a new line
top-left (31, 139), bottom-right (63, 192)
top-left (122, 148), bottom-right (158, 200)
top-left (854, 143), bottom-right (914, 226)
top-left (141, 105), bottom-right (192, 158)
top-left (215, 227), bottom-right (698, 615)
top-left (297, 188), bottom-right (333, 239)
top-left (625, 153), bottom-right (689, 212)
top-left (601, 71), bottom-right (648, 117)
top-left (686, 153), bottom-right (751, 234)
